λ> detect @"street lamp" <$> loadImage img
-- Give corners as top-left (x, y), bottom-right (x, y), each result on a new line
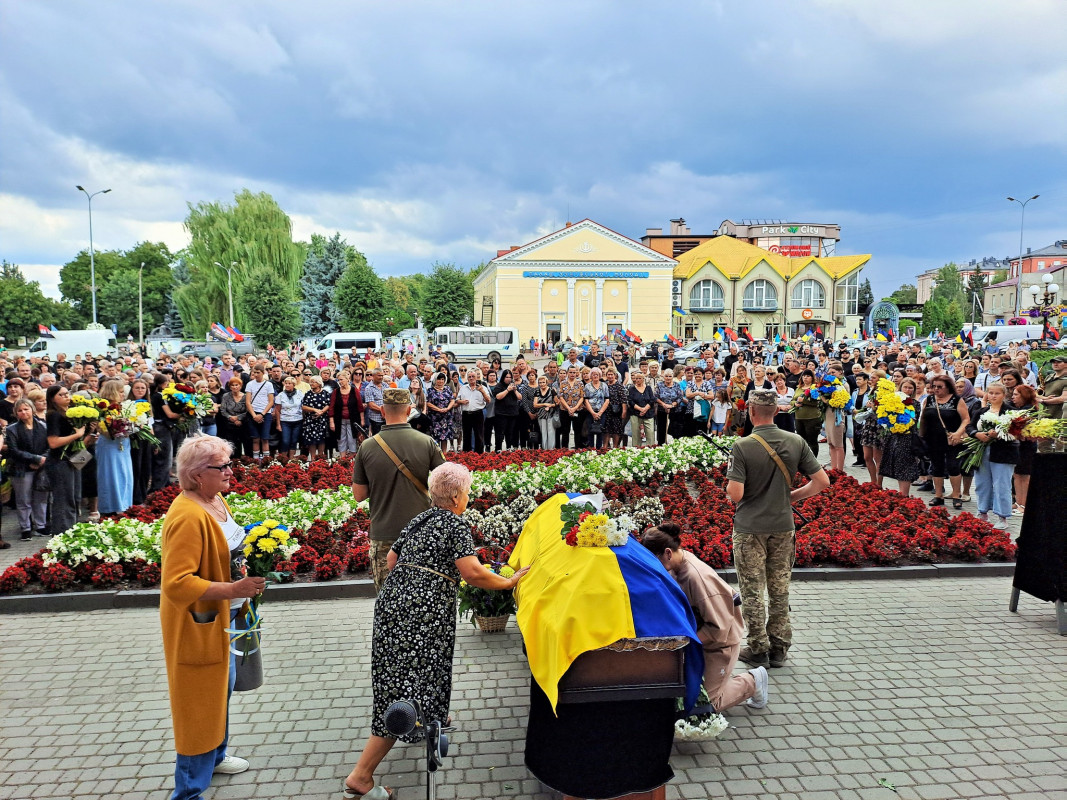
top-left (138, 262), bottom-right (145, 349)
top-left (75, 185), bottom-right (111, 325)
top-left (1027, 273), bottom-right (1061, 342)
top-left (1007, 194), bottom-right (1039, 316)
top-left (213, 261), bottom-right (237, 328)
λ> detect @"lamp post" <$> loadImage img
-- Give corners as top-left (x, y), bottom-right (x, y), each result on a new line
top-left (213, 261), bottom-right (237, 328)
top-left (1008, 194), bottom-right (1039, 317)
top-left (1027, 273), bottom-right (1061, 342)
top-left (138, 262), bottom-right (145, 349)
top-left (75, 186), bottom-right (111, 325)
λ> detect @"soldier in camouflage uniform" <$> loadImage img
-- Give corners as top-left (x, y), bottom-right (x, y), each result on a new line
top-left (726, 390), bottom-right (829, 668)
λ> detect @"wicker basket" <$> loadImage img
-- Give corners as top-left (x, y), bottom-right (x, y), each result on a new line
top-left (475, 614), bottom-right (509, 633)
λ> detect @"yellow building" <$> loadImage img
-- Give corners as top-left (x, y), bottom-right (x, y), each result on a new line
top-left (475, 219), bottom-right (676, 347)
top-left (673, 236), bottom-right (871, 341)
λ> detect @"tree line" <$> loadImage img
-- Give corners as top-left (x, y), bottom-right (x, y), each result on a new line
top-left (0, 189), bottom-right (477, 347)
top-left (882, 262), bottom-right (1007, 336)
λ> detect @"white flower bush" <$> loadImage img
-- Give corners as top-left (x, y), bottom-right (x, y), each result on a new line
top-left (42, 439), bottom-right (730, 568)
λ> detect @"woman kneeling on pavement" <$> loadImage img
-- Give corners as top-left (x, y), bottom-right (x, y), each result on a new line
top-left (642, 523), bottom-right (768, 713)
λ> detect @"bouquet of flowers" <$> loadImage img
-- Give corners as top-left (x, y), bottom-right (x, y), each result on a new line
top-left (874, 378), bottom-right (918, 434)
top-left (559, 499), bottom-right (637, 548)
top-left (457, 561), bottom-right (517, 625)
top-left (674, 685), bottom-right (729, 741)
top-left (822, 376), bottom-right (854, 424)
top-left (161, 383), bottom-right (212, 432)
top-left (65, 395), bottom-right (107, 452)
top-left (101, 400), bottom-right (161, 452)
top-left (960, 409), bottom-right (1036, 472)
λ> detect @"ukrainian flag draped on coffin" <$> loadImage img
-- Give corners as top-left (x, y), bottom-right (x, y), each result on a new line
top-left (508, 494), bottom-right (704, 713)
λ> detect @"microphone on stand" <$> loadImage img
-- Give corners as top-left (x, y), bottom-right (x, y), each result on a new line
top-left (382, 700), bottom-right (451, 800)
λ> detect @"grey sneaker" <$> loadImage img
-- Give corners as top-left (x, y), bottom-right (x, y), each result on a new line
top-left (769, 647), bottom-right (789, 668)
top-left (747, 666), bottom-right (769, 709)
top-left (213, 755), bottom-right (249, 774)
top-left (738, 647), bottom-right (769, 668)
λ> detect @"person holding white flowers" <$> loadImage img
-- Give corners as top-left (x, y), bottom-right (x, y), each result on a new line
top-left (642, 522), bottom-right (768, 713)
top-left (965, 382), bottom-right (1018, 531)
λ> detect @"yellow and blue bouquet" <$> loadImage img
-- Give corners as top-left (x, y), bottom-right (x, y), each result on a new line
top-left (874, 378), bottom-right (917, 434)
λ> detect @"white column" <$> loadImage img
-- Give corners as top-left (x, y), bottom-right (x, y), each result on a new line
top-left (626, 280), bottom-right (633, 329)
top-left (594, 279), bottom-right (604, 336)
top-left (538, 279), bottom-right (544, 336)
top-left (567, 278), bottom-right (576, 339)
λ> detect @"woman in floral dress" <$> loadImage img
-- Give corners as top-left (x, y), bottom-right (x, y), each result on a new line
top-left (425, 372), bottom-right (455, 450)
top-left (603, 368), bottom-right (629, 448)
top-left (300, 376), bottom-right (331, 460)
top-left (343, 463), bottom-right (528, 799)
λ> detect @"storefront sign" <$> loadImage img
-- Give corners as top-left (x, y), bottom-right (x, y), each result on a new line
top-left (521, 271), bottom-right (650, 278)
top-left (761, 225), bottom-right (822, 235)
top-left (801, 308), bottom-right (814, 320)
top-left (768, 244), bottom-right (812, 257)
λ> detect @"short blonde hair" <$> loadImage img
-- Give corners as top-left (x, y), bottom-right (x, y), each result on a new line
top-left (428, 462), bottom-right (473, 508)
top-left (175, 435), bottom-right (233, 491)
top-left (100, 380), bottom-right (125, 405)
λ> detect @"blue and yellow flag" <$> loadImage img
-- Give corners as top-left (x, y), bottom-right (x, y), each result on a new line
top-left (509, 494), bottom-right (704, 713)
top-left (672, 307), bottom-right (687, 318)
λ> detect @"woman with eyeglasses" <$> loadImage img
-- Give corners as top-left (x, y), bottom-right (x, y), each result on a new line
top-left (425, 372), bottom-right (456, 451)
top-left (518, 370), bottom-right (538, 448)
top-left (603, 368), bottom-right (628, 449)
top-left (274, 376), bottom-right (305, 461)
top-left (330, 372), bottom-right (365, 454)
top-left (918, 374), bottom-right (970, 509)
top-left (160, 436), bottom-right (265, 800)
top-left (299, 376), bottom-right (330, 461)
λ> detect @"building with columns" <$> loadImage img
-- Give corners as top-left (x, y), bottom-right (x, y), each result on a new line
top-left (474, 219), bottom-right (676, 346)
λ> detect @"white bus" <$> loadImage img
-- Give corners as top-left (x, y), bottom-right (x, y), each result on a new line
top-left (434, 326), bottom-right (520, 363)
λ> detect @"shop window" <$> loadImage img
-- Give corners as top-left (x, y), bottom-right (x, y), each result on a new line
top-left (791, 279), bottom-right (826, 309)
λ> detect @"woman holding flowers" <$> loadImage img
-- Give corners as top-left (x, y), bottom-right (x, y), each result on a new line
top-left (918, 374), bottom-right (970, 509)
top-left (877, 377), bottom-right (922, 496)
top-left (1010, 384), bottom-right (1038, 514)
top-left (793, 370), bottom-right (824, 458)
top-left (344, 462), bottom-right (529, 800)
top-left (824, 362), bottom-right (850, 472)
top-left (96, 379), bottom-right (134, 515)
top-left (161, 436), bottom-right (265, 799)
top-left (45, 384), bottom-right (95, 536)
top-left (130, 378), bottom-right (154, 505)
top-left (965, 382), bottom-right (1018, 530)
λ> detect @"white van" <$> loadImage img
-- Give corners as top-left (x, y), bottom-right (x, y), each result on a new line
top-left (433, 326), bottom-right (520, 363)
top-left (972, 325), bottom-right (1046, 346)
top-left (26, 329), bottom-right (118, 360)
top-left (313, 332), bottom-right (383, 354)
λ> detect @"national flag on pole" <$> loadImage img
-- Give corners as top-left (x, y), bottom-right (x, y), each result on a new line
top-left (1047, 326), bottom-right (1060, 341)
top-left (210, 323), bottom-right (232, 342)
top-left (713, 328), bottom-right (723, 341)
top-left (887, 328), bottom-right (895, 342)
top-left (672, 308), bottom-right (686, 318)
top-left (740, 326), bottom-right (754, 342)
top-left (875, 332), bottom-right (887, 342)
top-left (666, 333), bottom-right (683, 347)
top-left (774, 333), bottom-right (782, 344)
top-left (38, 324), bottom-right (55, 338)
top-left (723, 327), bottom-right (738, 342)
top-left (226, 326), bottom-right (245, 343)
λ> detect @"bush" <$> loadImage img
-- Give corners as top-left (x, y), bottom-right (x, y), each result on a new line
top-left (40, 563), bottom-right (76, 592)
top-left (291, 545), bottom-right (319, 573)
top-left (0, 566), bottom-right (30, 594)
top-left (315, 553), bottom-right (345, 581)
top-left (91, 562), bottom-right (126, 588)
top-left (137, 562), bottom-right (161, 587)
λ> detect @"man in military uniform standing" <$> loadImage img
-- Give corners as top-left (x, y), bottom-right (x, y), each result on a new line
top-left (352, 388), bottom-right (445, 591)
top-left (726, 389), bottom-right (829, 668)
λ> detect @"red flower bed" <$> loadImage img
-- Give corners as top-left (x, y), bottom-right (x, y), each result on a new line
top-left (446, 448), bottom-right (584, 471)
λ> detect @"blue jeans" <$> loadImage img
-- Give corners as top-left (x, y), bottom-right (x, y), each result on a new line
top-left (974, 451), bottom-right (1014, 519)
top-left (172, 620), bottom-right (237, 800)
top-left (279, 420), bottom-right (302, 452)
top-left (249, 415), bottom-right (272, 442)
top-left (201, 423), bottom-right (217, 437)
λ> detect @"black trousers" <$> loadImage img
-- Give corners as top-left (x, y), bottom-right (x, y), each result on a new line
top-left (575, 410), bottom-right (590, 448)
top-left (656, 408), bottom-right (669, 445)
top-left (496, 414), bottom-right (518, 450)
top-left (131, 441), bottom-right (153, 506)
top-left (796, 417), bottom-right (822, 459)
top-left (557, 412), bottom-right (578, 449)
top-left (462, 412), bottom-right (485, 453)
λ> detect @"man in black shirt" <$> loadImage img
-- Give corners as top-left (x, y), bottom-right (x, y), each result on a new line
top-left (783, 359), bottom-right (803, 390)
top-left (584, 344), bottom-right (605, 369)
top-left (660, 348), bottom-right (678, 372)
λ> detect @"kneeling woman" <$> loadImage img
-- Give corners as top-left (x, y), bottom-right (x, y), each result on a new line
top-left (161, 436), bottom-right (265, 799)
top-left (641, 523), bottom-right (768, 712)
top-left (343, 463), bottom-right (529, 799)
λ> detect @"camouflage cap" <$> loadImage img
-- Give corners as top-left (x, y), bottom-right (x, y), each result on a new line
top-left (383, 388), bottom-right (411, 405)
top-left (748, 388), bottom-right (778, 408)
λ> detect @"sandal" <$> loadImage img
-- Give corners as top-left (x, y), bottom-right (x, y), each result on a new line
top-left (952, 497), bottom-right (963, 509)
top-left (929, 497), bottom-right (945, 507)
top-left (343, 782), bottom-right (397, 800)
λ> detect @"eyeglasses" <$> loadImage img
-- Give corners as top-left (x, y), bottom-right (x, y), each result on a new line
top-left (205, 462), bottom-right (234, 472)
top-left (303, 372), bottom-right (312, 376)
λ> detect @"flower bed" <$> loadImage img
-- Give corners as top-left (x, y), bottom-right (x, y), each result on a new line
top-left (0, 440), bottom-right (1015, 595)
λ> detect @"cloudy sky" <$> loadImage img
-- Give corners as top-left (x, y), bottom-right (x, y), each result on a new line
top-left (2, 0), bottom-right (1064, 300)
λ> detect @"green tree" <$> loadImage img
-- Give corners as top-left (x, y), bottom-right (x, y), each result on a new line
top-left (991, 268), bottom-right (1008, 285)
top-left (887, 284), bottom-right (917, 305)
top-left (98, 271), bottom-right (143, 338)
top-left (422, 262), bottom-right (474, 331)
top-left (334, 260), bottom-right (385, 331)
top-left (299, 233), bottom-right (352, 338)
top-left (236, 265), bottom-right (300, 347)
top-left (177, 190), bottom-right (304, 336)
top-left (930, 263), bottom-right (965, 307)
top-left (921, 297), bottom-right (947, 335)
top-left (858, 278), bottom-right (874, 309)
top-left (59, 242), bottom-right (174, 333)
top-left (964, 268), bottom-right (987, 325)
top-left (942, 299), bottom-right (964, 335)
top-left (0, 262), bottom-right (78, 344)
top-left (165, 258), bottom-right (190, 336)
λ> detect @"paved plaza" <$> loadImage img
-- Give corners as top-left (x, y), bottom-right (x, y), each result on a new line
top-left (2, 576), bottom-right (1064, 800)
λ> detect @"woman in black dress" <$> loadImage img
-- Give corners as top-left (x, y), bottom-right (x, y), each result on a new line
top-left (342, 463), bottom-right (528, 799)
top-left (878, 377), bottom-right (922, 496)
top-left (918, 374), bottom-right (970, 509)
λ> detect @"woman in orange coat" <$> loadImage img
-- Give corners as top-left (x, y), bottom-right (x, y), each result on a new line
top-left (161, 435), bottom-right (264, 800)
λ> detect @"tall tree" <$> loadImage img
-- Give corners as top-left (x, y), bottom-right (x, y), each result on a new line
top-left (178, 190), bottom-right (304, 336)
top-left (0, 262), bottom-right (78, 343)
top-left (930, 263), bottom-right (965, 307)
top-left (858, 278), bottom-right (874, 309)
top-left (334, 260), bottom-right (385, 331)
top-left (98, 272), bottom-right (143, 338)
top-left (422, 262), bottom-right (474, 331)
top-left (298, 233), bottom-right (351, 339)
top-left (236, 265), bottom-right (301, 347)
top-left (887, 284), bottom-right (917, 305)
top-left (965, 268), bottom-right (987, 324)
top-left (165, 258), bottom-right (190, 337)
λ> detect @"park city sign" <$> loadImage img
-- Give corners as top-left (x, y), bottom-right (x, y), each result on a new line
top-left (762, 225), bottom-right (823, 235)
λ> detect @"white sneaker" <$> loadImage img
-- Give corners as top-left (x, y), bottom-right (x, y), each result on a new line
top-left (747, 666), bottom-right (769, 709)
top-left (993, 517), bottom-right (1009, 531)
top-left (213, 755), bottom-right (249, 774)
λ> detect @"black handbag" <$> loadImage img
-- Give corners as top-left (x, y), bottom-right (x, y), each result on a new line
top-left (528, 426), bottom-right (542, 448)
top-left (32, 466), bottom-right (53, 492)
top-left (911, 432), bottom-right (929, 458)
